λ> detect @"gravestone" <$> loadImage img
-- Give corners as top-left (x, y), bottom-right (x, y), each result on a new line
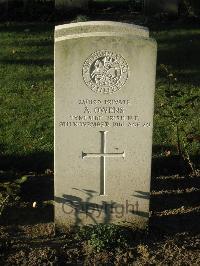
top-left (55, 21), bottom-right (149, 39)
top-left (191, 0), bottom-right (200, 15)
top-left (144, 0), bottom-right (179, 16)
top-left (54, 21), bottom-right (157, 229)
top-left (55, 0), bottom-right (89, 9)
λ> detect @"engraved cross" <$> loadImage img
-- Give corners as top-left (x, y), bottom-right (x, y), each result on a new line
top-left (82, 131), bottom-right (125, 196)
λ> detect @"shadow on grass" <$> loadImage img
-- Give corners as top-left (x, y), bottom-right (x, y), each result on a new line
top-left (0, 151), bottom-right (53, 172)
top-left (151, 143), bottom-right (200, 177)
top-left (0, 205), bottom-right (54, 226)
top-left (0, 23), bottom-right (54, 33)
top-left (0, 149), bottom-right (199, 233)
top-left (156, 31), bottom-right (200, 86)
top-left (150, 21), bottom-right (200, 32)
top-left (150, 155), bottom-right (200, 234)
top-left (149, 211), bottom-right (200, 235)
top-left (22, 73), bottom-right (53, 83)
top-left (0, 58), bottom-right (53, 66)
top-left (0, 173), bottom-right (54, 226)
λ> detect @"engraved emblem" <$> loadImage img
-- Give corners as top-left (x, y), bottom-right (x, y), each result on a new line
top-left (82, 50), bottom-right (129, 94)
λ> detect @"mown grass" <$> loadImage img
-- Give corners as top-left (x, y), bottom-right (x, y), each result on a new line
top-left (0, 22), bottom-right (199, 171)
top-left (0, 23), bottom-right (54, 170)
top-left (152, 26), bottom-right (200, 160)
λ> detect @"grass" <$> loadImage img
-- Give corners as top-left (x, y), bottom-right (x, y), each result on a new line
top-left (0, 23), bottom-right (54, 171)
top-left (152, 26), bottom-right (200, 161)
top-left (0, 21), bottom-right (199, 172)
top-left (0, 18), bottom-right (199, 266)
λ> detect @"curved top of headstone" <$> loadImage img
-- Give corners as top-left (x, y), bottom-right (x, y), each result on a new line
top-left (55, 21), bottom-right (149, 39)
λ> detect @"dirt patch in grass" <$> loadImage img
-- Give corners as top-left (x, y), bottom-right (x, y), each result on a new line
top-left (0, 224), bottom-right (200, 265)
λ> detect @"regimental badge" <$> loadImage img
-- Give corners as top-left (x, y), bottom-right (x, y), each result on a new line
top-left (82, 50), bottom-right (129, 94)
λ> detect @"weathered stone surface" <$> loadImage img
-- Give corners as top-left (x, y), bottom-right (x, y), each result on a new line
top-left (54, 21), bottom-right (157, 228)
top-left (55, 21), bottom-right (149, 39)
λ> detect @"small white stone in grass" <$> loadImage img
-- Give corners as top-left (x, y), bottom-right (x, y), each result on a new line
top-left (33, 202), bottom-right (37, 208)
top-left (164, 150), bottom-right (171, 157)
top-left (45, 169), bottom-right (53, 174)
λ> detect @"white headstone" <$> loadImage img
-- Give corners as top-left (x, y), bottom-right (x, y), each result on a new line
top-left (54, 21), bottom-right (157, 229)
top-left (55, 21), bottom-right (149, 39)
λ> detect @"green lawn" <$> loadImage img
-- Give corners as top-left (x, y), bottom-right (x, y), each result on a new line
top-left (152, 26), bottom-right (200, 162)
top-left (0, 22), bottom-right (199, 171)
top-left (0, 23), bottom-right (54, 170)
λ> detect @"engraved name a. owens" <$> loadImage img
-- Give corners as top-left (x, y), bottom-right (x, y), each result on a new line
top-left (93, 107), bottom-right (125, 114)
